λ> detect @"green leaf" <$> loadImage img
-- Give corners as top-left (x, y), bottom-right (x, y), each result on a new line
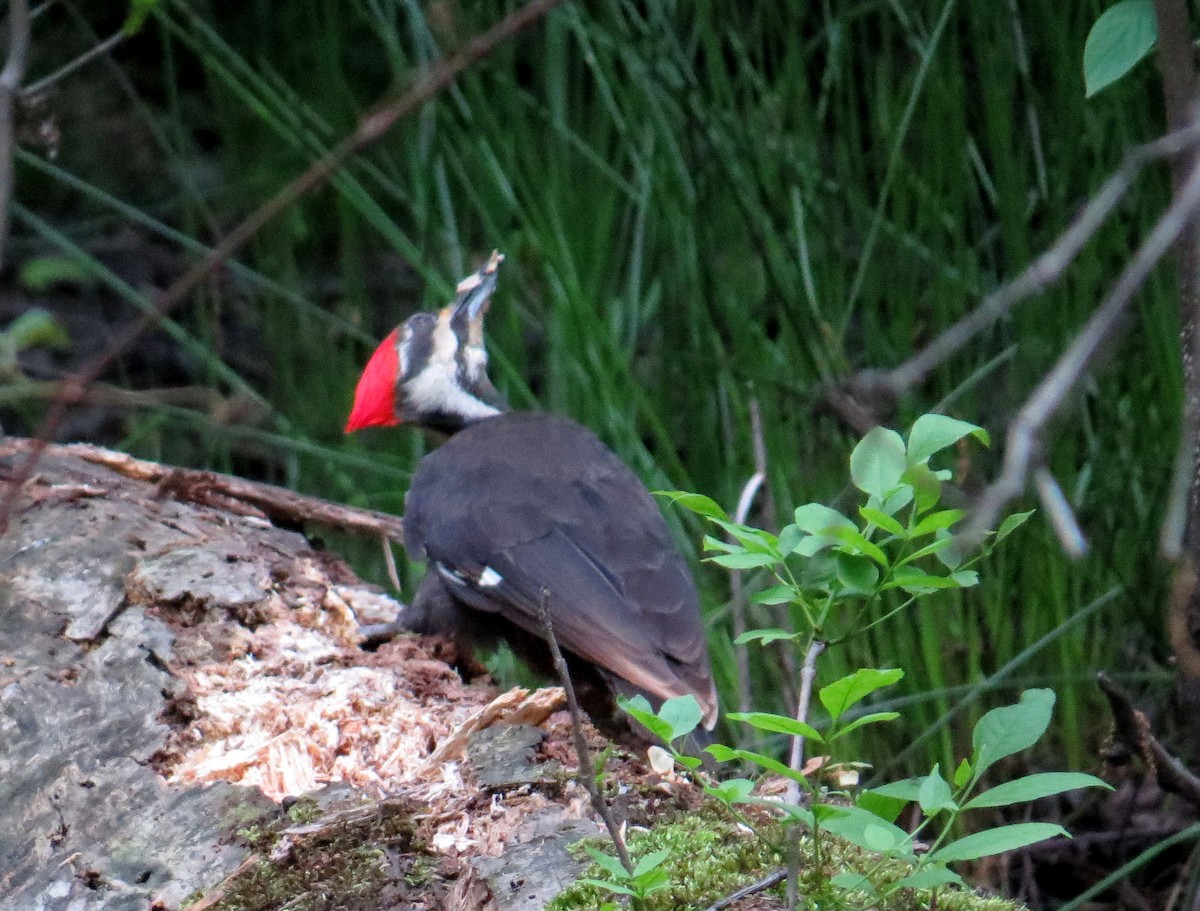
top-left (831, 711), bottom-right (901, 740)
top-left (708, 552), bottom-right (777, 569)
top-left (828, 526), bottom-right (890, 567)
top-left (911, 509), bottom-right (965, 537)
top-left (897, 536), bottom-right (957, 565)
top-left (708, 778), bottom-right (756, 803)
top-left (584, 845), bottom-right (631, 880)
top-left (735, 627), bottom-right (798, 644)
top-left (631, 848), bottom-right (671, 878)
top-left (656, 490), bottom-right (728, 521)
top-left (1, 309), bottom-right (69, 352)
top-left (777, 523), bottom-right (803, 555)
top-left (950, 569), bottom-right (979, 587)
top-left (819, 668), bottom-right (904, 721)
top-left (930, 822), bottom-right (1069, 863)
top-left (818, 805), bottom-right (913, 857)
top-left (893, 866), bottom-right (966, 890)
top-left (619, 695), bottom-right (673, 743)
top-left (856, 790), bottom-right (906, 824)
top-left (751, 585), bottom-right (797, 606)
top-left (917, 765), bottom-right (957, 815)
top-left (996, 509), bottom-right (1035, 542)
top-left (792, 506), bottom-right (859, 556)
top-left (830, 872), bottom-right (875, 893)
top-left (907, 414), bottom-right (989, 464)
top-left (851, 427), bottom-right (908, 500)
top-left (728, 711), bottom-right (823, 741)
top-left (973, 689), bottom-right (1056, 776)
top-left (706, 745), bottom-right (809, 784)
top-left (18, 255), bottom-right (95, 292)
top-left (902, 463), bottom-right (943, 514)
top-left (875, 484), bottom-right (915, 517)
top-left (836, 553), bottom-right (880, 592)
top-left (579, 879), bottom-right (636, 896)
top-left (658, 695), bottom-right (703, 742)
top-left (702, 534), bottom-right (739, 554)
top-left (859, 507), bottom-right (906, 537)
top-left (882, 568), bottom-right (962, 593)
top-left (709, 519), bottom-right (778, 553)
top-left (963, 772), bottom-right (1112, 810)
top-left (867, 777), bottom-right (924, 803)
top-left (953, 758), bottom-right (973, 788)
top-left (794, 504), bottom-right (854, 535)
top-left (934, 531), bottom-right (966, 571)
top-left (1083, 0), bottom-right (1157, 98)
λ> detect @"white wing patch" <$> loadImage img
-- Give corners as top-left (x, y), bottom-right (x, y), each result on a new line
top-left (477, 566), bottom-right (504, 587)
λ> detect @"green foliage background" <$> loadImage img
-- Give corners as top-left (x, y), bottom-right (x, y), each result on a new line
top-left (12, 0), bottom-right (1180, 774)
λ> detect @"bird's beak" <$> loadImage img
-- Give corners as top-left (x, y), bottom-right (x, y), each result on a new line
top-left (451, 250), bottom-right (504, 324)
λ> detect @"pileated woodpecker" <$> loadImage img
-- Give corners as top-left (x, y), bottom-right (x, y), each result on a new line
top-left (345, 253), bottom-right (717, 731)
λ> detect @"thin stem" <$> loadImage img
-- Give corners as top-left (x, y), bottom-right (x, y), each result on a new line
top-left (535, 588), bottom-right (635, 877)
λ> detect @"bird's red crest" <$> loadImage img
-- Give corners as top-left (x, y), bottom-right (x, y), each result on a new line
top-left (345, 328), bottom-right (401, 432)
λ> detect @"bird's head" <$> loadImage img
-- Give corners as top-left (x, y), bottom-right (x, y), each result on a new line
top-left (345, 252), bottom-right (506, 435)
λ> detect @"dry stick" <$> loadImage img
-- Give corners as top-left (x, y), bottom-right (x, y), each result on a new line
top-left (0, 0), bottom-right (31, 275)
top-left (701, 868), bottom-right (787, 911)
top-left (730, 397), bottom-right (769, 715)
top-left (25, 439), bottom-right (407, 545)
top-left (20, 29), bottom-right (124, 99)
top-left (0, 0), bottom-right (564, 535)
top-left (535, 588), bottom-right (634, 876)
top-left (1097, 672), bottom-right (1200, 812)
top-left (855, 121), bottom-right (1200, 405)
top-left (1151, 0), bottom-right (1200, 687)
top-left (784, 637), bottom-right (826, 911)
top-left (964, 136), bottom-right (1200, 547)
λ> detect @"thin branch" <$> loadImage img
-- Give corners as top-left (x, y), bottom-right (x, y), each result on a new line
top-left (964, 133), bottom-right (1200, 545)
top-left (0, 0), bottom-right (565, 534)
top-left (730, 396), bottom-right (769, 714)
top-left (852, 122), bottom-right (1200, 407)
top-left (785, 637), bottom-right (824, 911)
top-left (1033, 466), bottom-right (1087, 558)
top-left (1097, 672), bottom-right (1200, 812)
top-left (0, 0), bottom-right (31, 274)
top-left (701, 868), bottom-right (786, 911)
top-left (20, 30), bottom-right (124, 99)
top-left (536, 588), bottom-right (634, 876)
top-left (785, 638), bottom-right (826, 806)
top-left (3, 438), bottom-right (406, 545)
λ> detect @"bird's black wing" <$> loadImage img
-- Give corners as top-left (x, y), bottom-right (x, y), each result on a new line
top-left (403, 412), bottom-right (717, 726)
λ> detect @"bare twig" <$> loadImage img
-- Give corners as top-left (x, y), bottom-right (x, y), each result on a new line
top-left (0, 0), bottom-right (565, 534)
top-left (536, 588), bottom-right (634, 876)
top-left (851, 121), bottom-right (1200, 408)
top-left (20, 30), bottom-right (124, 99)
top-left (0, 0), bottom-right (31, 274)
top-left (381, 536), bottom-right (402, 591)
top-left (1033, 466), bottom-right (1087, 558)
top-left (1151, 0), bottom-right (1200, 686)
top-left (1, 438), bottom-right (406, 545)
top-left (1097, 672), bottom-right (1200, 811)
top-left (786, 638), bottom-right (826, 806)
top-left (785, 637), bottom-right (825, 911)
top-left (730, 396), bottom-right (770, 714)
top-left (964, 134), bottom-right (1200, 545)
top-left (701, 868), bottom-right (786, 911)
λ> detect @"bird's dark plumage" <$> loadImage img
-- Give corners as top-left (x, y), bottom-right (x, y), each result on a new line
top-left (403, 411), bottom-right (717, 726)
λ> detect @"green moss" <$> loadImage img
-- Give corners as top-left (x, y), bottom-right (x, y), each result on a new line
top-left (548, 812), bottom-right (782, 911)
top-left (548, 810), bottom-right (1027, 911)
top-left (185, 798), bottom-right (431, 911)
